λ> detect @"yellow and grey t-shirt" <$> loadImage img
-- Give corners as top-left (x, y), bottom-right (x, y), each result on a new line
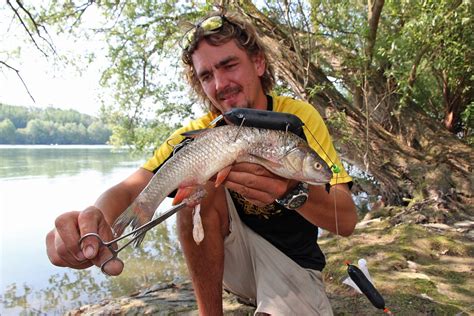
top-left (142, 95), bottom-right (352, 271)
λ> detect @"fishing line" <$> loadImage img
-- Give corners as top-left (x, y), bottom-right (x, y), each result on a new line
top-left (303, 124), bottom-right (392, 314)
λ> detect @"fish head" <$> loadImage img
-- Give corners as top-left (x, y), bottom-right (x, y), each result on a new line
top-left (281, 146), bottom-right (332, 185)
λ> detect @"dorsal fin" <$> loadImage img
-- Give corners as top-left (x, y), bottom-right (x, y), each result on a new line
top-left (180, 128), bottom-right (212, 138)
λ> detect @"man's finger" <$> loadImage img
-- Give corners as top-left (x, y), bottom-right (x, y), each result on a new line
top-left (231, 163), bottom-right (273, 177)
top-left (48, 229), bottom-right (93, 269)
top-left (78, 207), bottom-right (124, 275)
top-left (77, 207), bottom-right (107, 260)
top-left (225, 171), bottom-right (287, 197)
top-left (224, 180), bottom-right (275, 205)
top-left (54, 211), bottom-right (86, 262)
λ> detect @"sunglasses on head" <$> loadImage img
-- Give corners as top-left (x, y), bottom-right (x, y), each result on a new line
top-left (180, 15), bottom-right (228, 50)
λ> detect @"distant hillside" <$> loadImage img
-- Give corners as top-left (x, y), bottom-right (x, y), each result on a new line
top-left (0, 104), bottom-right (112, 144)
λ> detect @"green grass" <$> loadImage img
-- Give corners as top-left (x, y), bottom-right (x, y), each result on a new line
top-left (319, 212), bottom-right (474, 315)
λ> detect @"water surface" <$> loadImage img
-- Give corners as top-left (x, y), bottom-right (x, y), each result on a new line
top-left (0, 145), bottom-right (187, 315)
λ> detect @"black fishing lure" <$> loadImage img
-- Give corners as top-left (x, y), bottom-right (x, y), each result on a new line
top-left (223, 108), bottom-right (305, 138)
top-left (346, 262), bottom-right (391, 313)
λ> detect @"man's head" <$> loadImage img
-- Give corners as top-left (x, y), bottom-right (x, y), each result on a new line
top-left (181, 13), bottom-right (275, 113)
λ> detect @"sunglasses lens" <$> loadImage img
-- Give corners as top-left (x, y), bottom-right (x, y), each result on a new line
top-left (181, 16), bottom-right (224, 49)
top-left (201, 16), bottom-right (223, 31)
top-left (182, 28), bottom-right (196, 48)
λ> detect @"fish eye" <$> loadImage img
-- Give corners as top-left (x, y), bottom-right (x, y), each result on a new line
top-left (314, 162), bottom-right (322, 170)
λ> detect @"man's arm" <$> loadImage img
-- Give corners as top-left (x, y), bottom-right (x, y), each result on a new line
top-left (297, 183), bottom-right (357, 236)
top-left (46, 168), bottom-right (154, 275)
top-left (94, 168), bottom-right (154, 225)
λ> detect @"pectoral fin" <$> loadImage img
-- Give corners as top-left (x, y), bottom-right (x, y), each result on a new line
top-left (215, 166), bottom-right (232, 187)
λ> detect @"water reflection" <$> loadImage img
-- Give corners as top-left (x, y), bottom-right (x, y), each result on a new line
top-left (1, 223), bottom-right (188, 315)
top-left (0, 145), bottom-right (188, 315)
top-left (0, 145), bottom-right (139, 179)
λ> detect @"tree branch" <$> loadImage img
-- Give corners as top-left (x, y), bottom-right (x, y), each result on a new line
top-left (0, 61), bottom-right (36, 103)
top-left (70, 0), bottom-right (96, 28)
top-left (14, 0), bottom-right (57, 55)
top-left (6, 0), bottom-right (48, 57)
top-left (366, 0), bottom-right (384, 67)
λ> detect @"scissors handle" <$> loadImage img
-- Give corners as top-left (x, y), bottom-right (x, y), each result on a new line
top-left (78, 202), bottom-right (188, 275)
top-left (78, 232), bottom-right (123, 275)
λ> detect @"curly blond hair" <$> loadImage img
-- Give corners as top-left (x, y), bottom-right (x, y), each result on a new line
top-left (181, 12), bottom-right (275, 113)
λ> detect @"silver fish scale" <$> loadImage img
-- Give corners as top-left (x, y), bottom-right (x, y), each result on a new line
top-left (138, 126), bottom-right (302, 210)
top-left (113, 125), bottom-right (312, 236)
top-left (132, 126), bottom-right (247, 220)
top-left (239, 127), bottom-right (303, 160)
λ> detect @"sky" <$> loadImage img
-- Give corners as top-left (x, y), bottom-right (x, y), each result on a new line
top-left (0, 4), bottom-right (108, 116)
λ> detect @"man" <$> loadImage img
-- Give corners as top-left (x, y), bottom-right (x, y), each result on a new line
top-left (46, 12), bottom-right (357, 315)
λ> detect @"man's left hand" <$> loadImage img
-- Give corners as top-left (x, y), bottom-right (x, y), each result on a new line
top-left (220, 162), bottom-right (298, 207)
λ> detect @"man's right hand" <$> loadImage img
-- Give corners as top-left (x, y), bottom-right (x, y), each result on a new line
top-left (45, 206), bottom-right (124, 276)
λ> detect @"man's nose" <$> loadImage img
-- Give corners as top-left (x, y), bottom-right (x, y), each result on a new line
top-left (214, 70), bottom-right (230, 91)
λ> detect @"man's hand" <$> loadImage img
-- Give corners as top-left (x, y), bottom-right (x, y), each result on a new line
top-left (45, 207), bottom-right (124, 276)
top-left (221, 162), bottom-right (298, 206)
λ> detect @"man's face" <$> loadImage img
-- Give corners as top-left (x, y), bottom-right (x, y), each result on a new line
top-left (191, 40), bottom-right (267, 113)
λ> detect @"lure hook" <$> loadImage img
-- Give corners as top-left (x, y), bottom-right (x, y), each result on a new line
top-left (234, 117), bottom-right (246, 141)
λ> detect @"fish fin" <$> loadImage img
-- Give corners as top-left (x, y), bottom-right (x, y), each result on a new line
top-left (111, 206), bottom-right (134, 237)
top-left (173, 187), bottom-right (193, 205)
top-left (180, 128), bottom-right (211, 138)
top-left (112, 201), bottom-right (153, 247)
top-left (173, 185), bottom-right (207, 206)
top-left (215, 166), bottom-right (232, 187)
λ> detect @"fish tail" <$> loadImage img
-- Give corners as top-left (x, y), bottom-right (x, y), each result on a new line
top-left (112, 202), bottom-right (153, 247)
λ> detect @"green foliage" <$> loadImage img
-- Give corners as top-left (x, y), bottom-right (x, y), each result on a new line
top-left (461, 101), bottom-right (474, 144)
top-left (34, 1), bottom-right (214, 152)
top-left (0, 104), bottom-right (111, 144)
top-left (303, 0), bottom-right (472, 139)
top-left (380, 0), bottom-right (473, 109)
top-left (6, 0), bottom-right (473, 147)
top-left (0, 118), bottom-right (16, 143)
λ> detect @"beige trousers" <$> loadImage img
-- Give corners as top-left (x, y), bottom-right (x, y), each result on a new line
top-left (222, 190), bottom-right (333, 316)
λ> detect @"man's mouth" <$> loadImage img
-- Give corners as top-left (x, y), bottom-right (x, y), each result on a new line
top-left (217, 86), bottom-right (242, 102)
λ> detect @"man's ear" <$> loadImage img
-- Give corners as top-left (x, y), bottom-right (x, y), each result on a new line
top-left (252, 53), bottom-right (266, 77)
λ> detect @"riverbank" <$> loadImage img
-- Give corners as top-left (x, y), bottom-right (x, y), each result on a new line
top-left (67, 208), bottom-right (474, 315)
top-left (65, 280), bottom-right (255, 315)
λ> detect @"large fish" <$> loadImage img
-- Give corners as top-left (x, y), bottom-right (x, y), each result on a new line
top-left (112, 125), bottom-right (332, 244)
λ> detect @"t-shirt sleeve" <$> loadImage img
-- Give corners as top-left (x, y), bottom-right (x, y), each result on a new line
top-left (142, 112), bottom-right (218, 173)
top-left (274, 96), bottom-right (352, 186)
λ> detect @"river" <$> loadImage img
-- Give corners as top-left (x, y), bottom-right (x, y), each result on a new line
top-left (0, 145), bottom-right (188, 315)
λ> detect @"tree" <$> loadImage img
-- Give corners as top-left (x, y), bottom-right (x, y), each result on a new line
top-left (0, 118), bottom-right (16, 143)
top-left (6, 1), bottom-right (473, 220)
top-left (229, 0), bottom-right (472, 220)
top-left (0, 105), bottom-right (112, 144)
top-left (0, 104), bottom-right (31, 128)
top-left (87, 121), bottom-right (111, 144)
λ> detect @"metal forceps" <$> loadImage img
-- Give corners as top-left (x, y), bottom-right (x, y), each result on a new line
top-left (79, 202), bottom-right (187, 275)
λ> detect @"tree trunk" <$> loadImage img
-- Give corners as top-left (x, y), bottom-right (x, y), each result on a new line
top-left (232, 1), bottom-right (473, 221)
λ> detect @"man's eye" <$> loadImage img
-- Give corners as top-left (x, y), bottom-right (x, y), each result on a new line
top-left (226, 63), bottom-right (237, 70)
top-left (200, 74), bottom-right (211, 82)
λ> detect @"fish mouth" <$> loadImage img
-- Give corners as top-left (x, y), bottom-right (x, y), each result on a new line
top-left (292, 171), bottom-right (331, 186)
top-left (303, 178), bottom-right (331, 186)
